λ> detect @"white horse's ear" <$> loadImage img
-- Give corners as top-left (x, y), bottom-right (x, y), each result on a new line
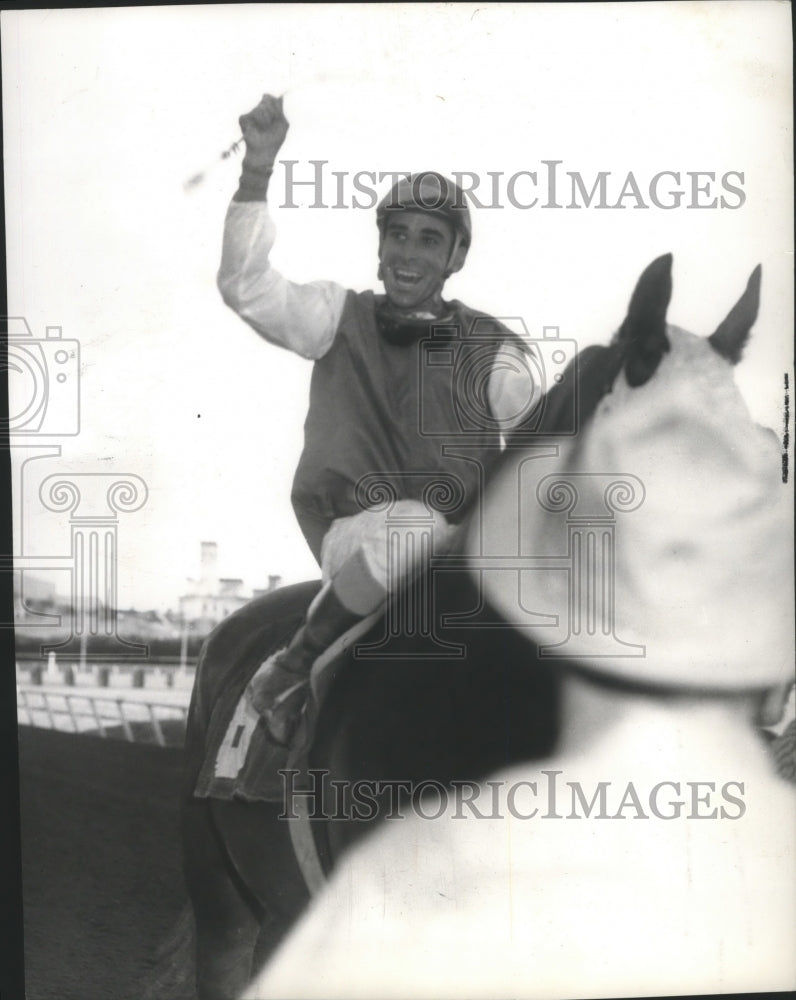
top-left (616, 253), bottom-right (672, 387)
top-left (709, 265), bottom-right (761, 364)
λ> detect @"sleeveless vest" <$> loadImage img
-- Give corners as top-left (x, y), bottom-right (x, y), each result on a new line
top-left (291, 289), bottom-right (514, 562)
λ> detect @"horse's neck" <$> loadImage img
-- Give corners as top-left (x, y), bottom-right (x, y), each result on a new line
top-left (555, 672), bottom-right (767, 776)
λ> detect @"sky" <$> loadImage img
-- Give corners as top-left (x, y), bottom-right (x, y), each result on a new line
top-left (2, 2), bottom-right (793, 613)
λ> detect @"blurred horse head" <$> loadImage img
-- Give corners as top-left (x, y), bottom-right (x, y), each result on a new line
top-left (484, 255), bottom-right (791, 690)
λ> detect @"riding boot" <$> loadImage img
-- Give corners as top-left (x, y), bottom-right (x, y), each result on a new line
top-left (250, 582), bottom-right (363, 746)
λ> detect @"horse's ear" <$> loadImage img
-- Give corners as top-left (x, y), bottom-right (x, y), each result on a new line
top-left (615, 253), bottom-right (672, 387)
top-left (708, 265), bottom-right (761, 364)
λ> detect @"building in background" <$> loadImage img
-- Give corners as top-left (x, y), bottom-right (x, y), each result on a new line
top-left (179, 542), bottom-right (280, 635)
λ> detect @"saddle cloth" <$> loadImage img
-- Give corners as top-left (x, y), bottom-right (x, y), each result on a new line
top-left (193, 658), bottom-right (286, 802)
top-left (193, 612), bottom-right (380, 803)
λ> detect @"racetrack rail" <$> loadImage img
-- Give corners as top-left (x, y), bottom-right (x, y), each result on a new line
top-left (17, 686), bottom-right (188, 747)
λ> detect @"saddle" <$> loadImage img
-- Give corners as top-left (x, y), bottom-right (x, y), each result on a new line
top-left (194, 611), bottom-right (381, 803)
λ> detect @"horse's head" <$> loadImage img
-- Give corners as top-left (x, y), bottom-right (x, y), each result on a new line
top-left (476, 256), bottom-right (792, 691)
top-left (531, 253), bottom-right (763, 435)
top-left (614, 251), bottom-right (762, 384)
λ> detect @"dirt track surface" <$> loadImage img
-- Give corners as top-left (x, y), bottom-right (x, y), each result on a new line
top-left (19, 726), bottom-right (191, 1000)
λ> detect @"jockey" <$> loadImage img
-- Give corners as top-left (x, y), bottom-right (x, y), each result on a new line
top-left (218, 95), bottom-right (534, 749)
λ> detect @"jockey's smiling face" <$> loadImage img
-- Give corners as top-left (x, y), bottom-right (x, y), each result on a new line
top-left (379, 212), bottom-right (457, 315)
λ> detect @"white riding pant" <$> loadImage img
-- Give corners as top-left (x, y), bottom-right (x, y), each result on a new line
top-left (319, 502), bottom-right (455, 616)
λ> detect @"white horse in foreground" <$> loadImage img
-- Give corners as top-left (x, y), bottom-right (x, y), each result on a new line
top-left (245, 255), bottom-right (795, 999)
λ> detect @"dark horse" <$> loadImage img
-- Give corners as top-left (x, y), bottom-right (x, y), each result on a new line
top-left (181, 253), bottom-right (770, 1000)
top-left (181, 547), bottom-right (563, 998)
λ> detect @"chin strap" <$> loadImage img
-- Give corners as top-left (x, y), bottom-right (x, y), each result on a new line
top-left (444, 231), bottom-right (466, 278)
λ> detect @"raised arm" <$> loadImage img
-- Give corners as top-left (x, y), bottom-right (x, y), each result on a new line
top-left (217, 95), bottom-right (347, 360)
